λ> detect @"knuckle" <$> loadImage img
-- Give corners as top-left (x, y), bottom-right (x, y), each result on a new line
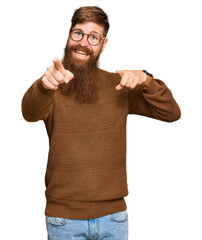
top-left (130, 72), bottom-right (134, 76)
top-left (42, 75), bottom-right (46, 82)
top-left (121, 79), bottom-right (126, 85)
top-left (128, 73), bottom-right (132, 79)
top-left (47, 66), bottom-right (51, 72)
top-left (56, 77), bottom-right (64, 83)
top-left (42, 75), bottom-right (48, 83)
top-left (55, 81), bottom-right (59, 86)
top-left (44, 71), bottom-right (48, 77)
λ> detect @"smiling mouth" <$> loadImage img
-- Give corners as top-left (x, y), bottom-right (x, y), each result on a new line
top-left (75, 50), bottom-right (88, 56)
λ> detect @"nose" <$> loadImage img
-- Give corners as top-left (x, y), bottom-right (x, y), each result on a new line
top-left (79, 34), bottom-right (89, 47)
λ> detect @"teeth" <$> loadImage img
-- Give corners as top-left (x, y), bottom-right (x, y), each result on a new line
top-left (76, 51), bottom-right (88, 55)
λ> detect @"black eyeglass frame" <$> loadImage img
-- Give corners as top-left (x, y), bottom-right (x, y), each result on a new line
top-left (69, 29), bottom-right (106, 46)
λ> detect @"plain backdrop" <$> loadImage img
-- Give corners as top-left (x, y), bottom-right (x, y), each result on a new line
top-left (1, 0), bottom-right (201, 239)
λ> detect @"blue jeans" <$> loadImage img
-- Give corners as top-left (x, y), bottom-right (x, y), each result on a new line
top-left (46, 209), bottom-right (128, 240)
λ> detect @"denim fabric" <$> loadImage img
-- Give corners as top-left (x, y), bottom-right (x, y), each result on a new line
top-left (46, 209), bottom-right (128, 240)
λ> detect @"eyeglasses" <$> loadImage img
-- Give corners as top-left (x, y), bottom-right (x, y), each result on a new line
top-left (70, 29), bottom-right (106, 46)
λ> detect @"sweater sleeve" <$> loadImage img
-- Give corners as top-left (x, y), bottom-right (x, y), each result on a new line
top-left (21, 77), bottom-right (55, 122)
top-left (128, 78), bottom-right (181, 122)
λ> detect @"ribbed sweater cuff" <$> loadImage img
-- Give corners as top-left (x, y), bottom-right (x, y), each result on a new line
top-left (140, 78), bottom-right (162, 94)
top-left (36, 77), bottom-right (55, 95)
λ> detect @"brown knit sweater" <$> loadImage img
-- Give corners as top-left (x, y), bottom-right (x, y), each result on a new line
top-left (21, 68), bottom-right (181, 219)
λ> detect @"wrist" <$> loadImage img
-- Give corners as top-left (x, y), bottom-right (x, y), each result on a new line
top-left (141, 71), bottom-right (147, 84)
top-left (142, 70), bottom-right (153, 78)
top-left (141, 70), bottom-right (153, 87)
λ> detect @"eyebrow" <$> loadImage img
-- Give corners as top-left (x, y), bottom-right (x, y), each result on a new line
top-left (90, 31), bottom-right (101, 36)
top-left (72, 28), bottom-right (101, 37)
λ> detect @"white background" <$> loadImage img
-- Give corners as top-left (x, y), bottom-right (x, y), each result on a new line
top-left (1, 0), bottom-right (201, 239)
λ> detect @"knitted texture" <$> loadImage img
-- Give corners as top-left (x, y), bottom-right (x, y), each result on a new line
top-left (22, 68), bottom-right (180, 219)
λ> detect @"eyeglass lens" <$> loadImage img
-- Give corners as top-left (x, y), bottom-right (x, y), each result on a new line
top-left (71, 30), bottom-right (101, 46)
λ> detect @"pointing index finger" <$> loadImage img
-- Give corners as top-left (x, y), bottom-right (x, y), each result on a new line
top-left (53, 57), bottom-right (66, 76)
top-left (116, 70), bottom-right (124, 78)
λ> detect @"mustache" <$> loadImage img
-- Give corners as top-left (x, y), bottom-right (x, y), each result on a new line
top-left (66, 45), bottom-right (93, 56)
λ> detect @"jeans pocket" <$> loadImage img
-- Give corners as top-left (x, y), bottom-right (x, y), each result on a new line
top-left (46, 216), bottom-right (68, 226)
top-left (110, 210), bottom-right (128, 223)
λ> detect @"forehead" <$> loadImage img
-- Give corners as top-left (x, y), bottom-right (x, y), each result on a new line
top-left (72, 22), bottom-right (104, 36)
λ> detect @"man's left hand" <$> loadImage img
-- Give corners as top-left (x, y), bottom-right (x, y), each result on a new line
top-left (115, 70), bottom-right (147, 90)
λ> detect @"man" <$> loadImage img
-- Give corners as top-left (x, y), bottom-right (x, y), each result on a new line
top-left (21, 6), bottom-right (181, 240)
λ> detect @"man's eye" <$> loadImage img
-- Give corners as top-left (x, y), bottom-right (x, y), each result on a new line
top-left (90, 35), bottom-right (98, 40)
top-left (75, 31), bottom-right (82, 36)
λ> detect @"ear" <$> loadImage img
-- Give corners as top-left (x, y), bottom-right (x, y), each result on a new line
top-left (101, 38), bottom-right (108, 52)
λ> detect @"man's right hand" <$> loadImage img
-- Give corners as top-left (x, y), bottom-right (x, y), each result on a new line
top-left (42, 57), bottom-right (74, 90)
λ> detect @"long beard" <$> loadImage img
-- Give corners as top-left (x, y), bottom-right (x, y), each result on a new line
top-left (59, 43), bottom-right (101, 104)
